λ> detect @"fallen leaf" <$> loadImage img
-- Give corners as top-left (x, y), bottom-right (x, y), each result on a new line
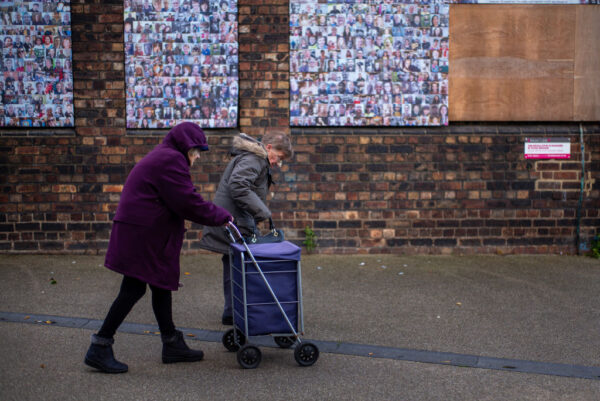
top-left (45, 320), bottom-right (54, 324)
top-left (40, 364), bottom-right (45, 368)
top-left (24, 316), bottom-right (30, 320)
top-left (456, 302), bottom-right (462, 307)
top-left (184, 272), bottom-right (191, 275)
top-left (143, 330), bottom-right (150, 334)
top-left (154, 331), bottom-right (161, 335)
top-left (186, 333), bottom-right (195, 337)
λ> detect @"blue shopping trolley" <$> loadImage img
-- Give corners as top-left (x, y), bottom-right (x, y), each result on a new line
top-left (221, 223), bottom-right (319, 369)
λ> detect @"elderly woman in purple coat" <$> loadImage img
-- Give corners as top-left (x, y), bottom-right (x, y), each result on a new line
top-left (84, 122), bottom-right (232, 374)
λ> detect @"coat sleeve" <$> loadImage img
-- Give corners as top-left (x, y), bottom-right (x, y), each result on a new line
top-left (155, 155), bottom-right (232, 226)
top-left (227, 154), bottom-right (271, 221)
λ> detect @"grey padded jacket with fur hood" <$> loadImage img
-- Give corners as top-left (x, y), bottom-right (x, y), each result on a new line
top-left (198, 134), bottom-right (272, 254)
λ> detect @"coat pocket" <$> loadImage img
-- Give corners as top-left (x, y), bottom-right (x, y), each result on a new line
top-left (160, 227), bottom-right (184, 261)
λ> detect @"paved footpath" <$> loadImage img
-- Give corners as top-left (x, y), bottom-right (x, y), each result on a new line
top-left (1, 254), bottom-right (599, 400)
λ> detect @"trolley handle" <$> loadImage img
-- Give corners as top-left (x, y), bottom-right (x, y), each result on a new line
top-left (224, 221), bottom-right (244, 244)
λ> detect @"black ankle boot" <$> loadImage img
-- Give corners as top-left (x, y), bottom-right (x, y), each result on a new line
top-left (161, 330), bottom-right (204, 364)
top-left (84, 334), bottom-right (128, 373)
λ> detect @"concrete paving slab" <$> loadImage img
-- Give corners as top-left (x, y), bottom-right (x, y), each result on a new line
top-left (4, 311), bottom-right (598, 380)
top-left (0, 253), bottom-right (599, 400)
top-left (1, 254), bottom-right (599, 365)
top-left (1, 323), bottom-right (599, 401)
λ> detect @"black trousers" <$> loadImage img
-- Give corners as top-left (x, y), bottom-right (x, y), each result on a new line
top-left (222, 253), bottom-right (231, 316)
top-left (97, 275), bottom-right (176, 340)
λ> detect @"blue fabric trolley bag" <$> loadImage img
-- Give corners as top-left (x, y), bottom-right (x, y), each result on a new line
top-left (222, 223), bottom-right (319, 369)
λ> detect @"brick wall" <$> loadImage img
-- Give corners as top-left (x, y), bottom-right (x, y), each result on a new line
top-left (0, 1), bottom-right (599, 255)
top-left (267, 125), bottom-right (599, 255)
top-left (238, 0), bottom-right (290, 136)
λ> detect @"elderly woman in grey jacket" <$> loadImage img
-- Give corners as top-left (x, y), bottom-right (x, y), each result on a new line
top-left (199, 131), bottom-right (293, 325)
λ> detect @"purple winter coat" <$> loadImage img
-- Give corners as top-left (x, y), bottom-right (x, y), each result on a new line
top-left (104, 122), bottom-right (232, 290)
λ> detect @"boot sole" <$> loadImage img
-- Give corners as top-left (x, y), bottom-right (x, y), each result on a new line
top-left (162, 354), bottom-right (204, 364)
top-left (85, 357), bottom-right (128, 373)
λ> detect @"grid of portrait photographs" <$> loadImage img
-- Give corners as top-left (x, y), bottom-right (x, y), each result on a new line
top-left (0, 0), bottom-right (74, 127)
top-left (124, 0), bottom-right (238, 129)
top-left (452, 0), bottom-right (592, 3)
top-left (290, 0), bottom-right (449, 127)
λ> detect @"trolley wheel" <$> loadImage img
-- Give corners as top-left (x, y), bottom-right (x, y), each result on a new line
top-left (237, 345), bottom-right (262, 369)
top-left (294, 342), bottom-right (319, 367)
top-left (222, 328), bottom-right (246, 352)
top-left (274, 336), bottom-right (295, 349)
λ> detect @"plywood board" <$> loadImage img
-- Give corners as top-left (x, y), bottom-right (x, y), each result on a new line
top-left (449, 5), bottom-right (576, 121)
top-left (574, 6), bottom-right (600, 121)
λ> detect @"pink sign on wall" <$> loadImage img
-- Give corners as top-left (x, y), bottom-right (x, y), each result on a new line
top-left (524, 138), bottom-right (571, 159)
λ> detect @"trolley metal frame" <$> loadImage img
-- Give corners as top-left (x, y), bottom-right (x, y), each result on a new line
top-left (221, 222), bottom-right (319, 368)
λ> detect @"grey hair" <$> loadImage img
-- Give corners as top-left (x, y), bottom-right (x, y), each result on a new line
top-left (188, 147), bottom-right (202, 158)
top-left (262, 131), bottom-right (294, 159)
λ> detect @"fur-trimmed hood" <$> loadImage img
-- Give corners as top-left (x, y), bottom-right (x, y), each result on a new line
top-left (231, 133), bottom-right (268, 159)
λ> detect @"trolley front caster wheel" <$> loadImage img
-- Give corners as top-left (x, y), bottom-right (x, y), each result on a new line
top-left (274, 336), bottom-right (295, 349)
top-left (222, 328), bottom-right (246, 352)
top-left (294, 342), bottom-right (319, 367)
top-left (237, 345), bottom-right (262, 369)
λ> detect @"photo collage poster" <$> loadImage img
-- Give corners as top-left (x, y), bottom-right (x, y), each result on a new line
top-left (124, 0), bottom-right (239, 129)
top-left (290, 0), bottom-right (449, 127)
top-left (0, 0), bottom-right (74, 127)
top-left (451, 0), bottom-right (595, 3)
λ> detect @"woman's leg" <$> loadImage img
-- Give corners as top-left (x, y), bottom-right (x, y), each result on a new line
top-left (222, 253), bottom-right (232, 323)
top-left (150, 285), bottom-right (204, 363)
top-left (86, 275), bottom-right (145, 373)
top-left (97, 276), bottom-right (147, 339)
top-left (149, 284), bottom-right (176, 337)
